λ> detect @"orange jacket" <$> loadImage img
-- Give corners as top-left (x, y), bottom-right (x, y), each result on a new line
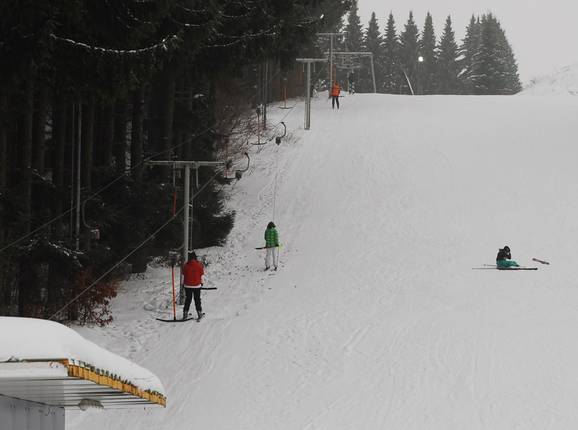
top-left (330, 83), bottom-right (341, 97)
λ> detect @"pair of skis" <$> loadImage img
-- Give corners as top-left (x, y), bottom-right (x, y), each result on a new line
top-left (473, 257), bottom-right (550, 271)
top-left (473, 265), bottom-right (538, 271)
top-left (156, 312), bottom-right (206, 323)
top-left (155, 261), bottom-right (217, 323)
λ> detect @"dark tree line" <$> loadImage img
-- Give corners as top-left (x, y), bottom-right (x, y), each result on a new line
top-left (0, 0), bottom-right (349, 323)
top-left (342, 5), bottom-right (521, 95)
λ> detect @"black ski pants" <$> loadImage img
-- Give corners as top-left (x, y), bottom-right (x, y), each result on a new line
top-left (183, 287), bottom-right (202, 313)
top-left (332, 95), bottom-right (339, 109)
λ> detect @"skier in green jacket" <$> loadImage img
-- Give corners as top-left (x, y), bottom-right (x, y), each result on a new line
top-left (264, 221), bottom-right (279, 271)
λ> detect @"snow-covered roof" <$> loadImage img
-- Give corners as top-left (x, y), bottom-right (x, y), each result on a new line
top-left (0, 317), bottom-right (165, 408)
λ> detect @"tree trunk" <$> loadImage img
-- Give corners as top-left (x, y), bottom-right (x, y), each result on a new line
top-left (131, 89), bottom-right (144, 182)
top-left (22, 60), bottom-right (35, 234)
top-left (52, 94), bottom-right (67, 232)
top-left (151, 65), bottom-right (176, 180)
top-left (102, 104), bottom-right (115, 168)
top-left (0, 92), bottom-right (7, 190)
top-left (114, 99), bottom-right (127, 174)
top-left (82, 95), bottom-right (95, 191)
top-left (32, 87), bottom-right (48, 174)
top-left (65, 103), bottom-right (76, 242)
top-left (162, 68), bottom-right (176, 174)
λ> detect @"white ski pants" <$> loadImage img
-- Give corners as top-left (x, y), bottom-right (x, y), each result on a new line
top-left (265, 247), bottom-right (279, 269)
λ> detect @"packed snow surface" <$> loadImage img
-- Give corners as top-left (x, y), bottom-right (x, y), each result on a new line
top-left (70, 93), bottom-right (578, 429)
top-left (0, 317), bottom-right (164, 394)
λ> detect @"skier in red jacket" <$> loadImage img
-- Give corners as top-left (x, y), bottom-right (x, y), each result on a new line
top-left (182, 251), bottom-right (205, 320)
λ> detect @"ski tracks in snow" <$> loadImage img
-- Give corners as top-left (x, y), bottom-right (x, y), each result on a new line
top-left (70, 95), bottom-right (578, 430)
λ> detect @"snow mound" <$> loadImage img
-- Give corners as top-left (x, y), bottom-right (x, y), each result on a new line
top-left (0, 317), bottom-right (164, 395)
top-left (522, 63), bottom-right (578, 95)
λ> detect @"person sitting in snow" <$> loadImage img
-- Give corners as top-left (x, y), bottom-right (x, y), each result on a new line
top-left (496, 245), bottom-right (519, 268)
top-left (182, 251), bottom-right (205, 320)
top-left (264, 222), bottom-right (279, 271)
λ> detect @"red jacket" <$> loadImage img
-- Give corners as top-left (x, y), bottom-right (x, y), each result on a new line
top-left (182, 259), bottom-right (204, 287)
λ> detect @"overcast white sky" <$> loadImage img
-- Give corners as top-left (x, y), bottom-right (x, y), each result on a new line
top-left (357, 0), bottom-right (578, 84)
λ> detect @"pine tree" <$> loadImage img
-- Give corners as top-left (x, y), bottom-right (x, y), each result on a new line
top-left (361, 12), bottom-right (383, 93)
top-left (460, 15), bottom-right (482, 94)
top-left (382, 12), bottom-right (403, 93)
top-left (399, 12), bottom-right (420, 95)
top-left (470, 14), bottom-right (522, 95)
top-left (437, 16), bottom-right (460, 94)
top-left (419, 12), bottom-right (437, 94)
top-left (345, 0), bottom-right (364, 52)
top-left (495, 22), bottom-right (522, 94)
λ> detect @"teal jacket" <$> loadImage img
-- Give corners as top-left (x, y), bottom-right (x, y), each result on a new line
top-left (264, 227), bottom-right (279, 248)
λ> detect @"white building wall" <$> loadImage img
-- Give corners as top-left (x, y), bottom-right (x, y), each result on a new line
top-left (0, 395), bottom-right (64, 430)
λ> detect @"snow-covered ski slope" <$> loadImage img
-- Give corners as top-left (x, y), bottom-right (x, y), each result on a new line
top-left (69, 93), bottom-right (578, 429)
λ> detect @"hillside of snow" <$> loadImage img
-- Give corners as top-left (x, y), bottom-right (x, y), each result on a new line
top-left (69, 93), bottom-right (578, 429)
top-left (523, 63), bottom-right (578, 95)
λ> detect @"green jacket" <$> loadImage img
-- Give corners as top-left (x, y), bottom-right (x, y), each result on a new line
top-left (264, 227), bottom-right (279, 248)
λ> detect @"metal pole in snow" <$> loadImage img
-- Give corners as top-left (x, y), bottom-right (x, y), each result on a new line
top-left (75, 101), bottom-right (82, 251)
top-left (171, 266), bottom-right (176, 320)
top-left (305, 62), bottom-right (311, 130)
top-left (370, 54), bottom-right (377, 93)
top-left (329, 35), bottom-right (333, 87)
top-left (69, 105), bottom-right (75, 243)
top-left (189, 169), bottom-right (195, 252)
top-left (263, 60), bottom-right (268, 130)
top-left (147, 159), bottom-right (228, 307)
top-left (402, 69), bottom-right (415, 96)
top-left (296, 58), bottom-right (328, 131)
top-left (182, 164), bottom-right (190, 304)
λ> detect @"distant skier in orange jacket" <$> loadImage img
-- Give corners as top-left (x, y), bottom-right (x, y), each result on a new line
top-left (330, 81), bottom-right (341, 109)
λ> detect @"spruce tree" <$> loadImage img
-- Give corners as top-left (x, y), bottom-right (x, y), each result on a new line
top-left (437, 16), bottom-right (460, 94)
top-left (419, 12), bottom-right (437, 94)
top-left (495, 21), bottom-right (522, 94)
top-left (460, 15), bottom-right (482, 94)
top-left (399, 12), bottom-right (420, 95)
top-left (361, 12), bottom-right (383, 93)
top-left (382, 13), bottom-right (403, 93)
top-left (470, 14), bottom-right (522, 95)
top-left (345, 0), bottom-right (364, 52)
top-left (338, 0), bottom-right (363, 89)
